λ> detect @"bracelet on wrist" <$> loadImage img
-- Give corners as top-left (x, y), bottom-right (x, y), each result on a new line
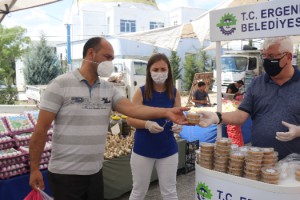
top-left (216, 112), bottom-right (222, 124)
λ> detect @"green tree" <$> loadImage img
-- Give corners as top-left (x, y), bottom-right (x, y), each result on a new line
top-left (196, 49), bottom-right (211, 72)
top-left (169, 51), bottom-right (182, 84)
top-left (183, 54), bottom-right (198, 90)
top-left (0, 24), bottom-right (30, 104)
top-left (23, 34), bottom-right (61, 85)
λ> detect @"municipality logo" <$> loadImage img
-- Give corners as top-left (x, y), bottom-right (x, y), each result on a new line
top-left (196, 182), bottom-right (213, 200)
top-left (217, 13), bottom-right (237, 36)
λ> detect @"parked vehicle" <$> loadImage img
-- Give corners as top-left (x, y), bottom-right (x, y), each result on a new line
top-left (109, 58), bottom-right (147, 100)
top-left (212, 50), bottom-right (263, 93)
top-left (25, 85), bottom-right (47, 103)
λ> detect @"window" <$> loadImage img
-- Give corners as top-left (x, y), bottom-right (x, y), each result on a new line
top-left (113, 63), bottom-right (123, 73)
top-left (120, 20), bottom-right (136, 32)
top-left (149, 22), bottom-right (164, 30)
top-left (134, 62), bottom-right (147, 75)
top-left (221, 57), bottom-right (247, 72)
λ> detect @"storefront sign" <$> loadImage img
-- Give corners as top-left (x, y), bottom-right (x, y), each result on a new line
top-left (209, 0), bottom-right (300, 41)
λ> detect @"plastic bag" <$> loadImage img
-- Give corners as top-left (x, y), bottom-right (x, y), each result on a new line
top-left (24, 188), bottom-right (53, 200)
top-left (277, 153), bottom-right (300, 180)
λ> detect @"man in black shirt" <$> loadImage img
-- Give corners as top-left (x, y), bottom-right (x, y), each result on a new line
top-left (226, 80), bottom-right (244, 95)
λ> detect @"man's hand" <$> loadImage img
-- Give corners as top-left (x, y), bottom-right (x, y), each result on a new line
top-left (29, 170), bottom-right (45, 190)
top-left (145, 121), bottom-right (164, 133)
top-left (171, 123), bottom-right (182, 133)
top-left (276, 121), bottom-right (300, 142)
top-left (195, 110), bottom-right (219, 127)
top-left (166, 107), bottom-right (190, 125)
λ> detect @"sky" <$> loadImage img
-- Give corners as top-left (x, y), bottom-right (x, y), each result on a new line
top-left (1, 0), bottom-right (224, 41)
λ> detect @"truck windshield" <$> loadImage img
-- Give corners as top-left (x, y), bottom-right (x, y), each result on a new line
top-left (221, 57), bottom-right (247, 72)
top-left (134, 62), bottom-right (147, 75)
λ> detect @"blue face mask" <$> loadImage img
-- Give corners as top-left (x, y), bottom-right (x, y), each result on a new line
top-left (263, 54), bottom-right (287, 77)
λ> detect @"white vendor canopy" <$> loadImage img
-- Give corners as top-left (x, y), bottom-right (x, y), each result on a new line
top-left (210, 0), bottom-right (300, 137)
top-left (0, 0), bottom-right (62, 23)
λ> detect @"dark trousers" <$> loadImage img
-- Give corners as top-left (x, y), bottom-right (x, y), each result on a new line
top-left (47, 169), bottom-right (104, 200)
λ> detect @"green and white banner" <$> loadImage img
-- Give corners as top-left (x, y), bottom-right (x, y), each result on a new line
top-left (209, 0), bottom-right (300, 41)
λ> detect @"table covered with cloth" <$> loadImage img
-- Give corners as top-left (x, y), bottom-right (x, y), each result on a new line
top-left (180, 117), bottom-right (252, 144)
top-left (0, 139), bottom-right (187, 200)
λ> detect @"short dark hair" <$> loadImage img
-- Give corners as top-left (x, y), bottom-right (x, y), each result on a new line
top-left (237, 80), bottom-right (244, 85)
top-left (198, 81), bottom-right (206, 87)
top-left (82, 37), bottom-right (103, 58)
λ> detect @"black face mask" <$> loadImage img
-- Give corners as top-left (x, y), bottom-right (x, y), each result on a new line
top-left (263, 55), bottom-right (287, 77)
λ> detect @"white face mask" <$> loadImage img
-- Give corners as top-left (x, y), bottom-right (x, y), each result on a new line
top-left (84, 59), bottom-right (114, 77)
top-left (97, 61), bottom-right (114, 77)
top-left (151, 71), bottom-right (168, 85)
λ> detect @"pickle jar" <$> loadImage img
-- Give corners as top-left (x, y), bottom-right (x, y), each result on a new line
top-left (109, 115), bottom-right (122, 135)
top-left (121, 115), bottom-right (131, 137)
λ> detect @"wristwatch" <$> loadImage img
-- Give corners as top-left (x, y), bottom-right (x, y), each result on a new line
top-left (216, 112), bottom-right (222, 124)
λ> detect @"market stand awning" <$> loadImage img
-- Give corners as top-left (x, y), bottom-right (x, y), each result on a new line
top-left (0, 0), bottom-right (61, 23)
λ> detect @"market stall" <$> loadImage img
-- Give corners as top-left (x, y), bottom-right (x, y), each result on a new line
top-left (194, 0), bottom-right (300, 199)
top-left (0, 138), bottom-right (186, 200)
top-left (0, 111), bottom-right (187, 199)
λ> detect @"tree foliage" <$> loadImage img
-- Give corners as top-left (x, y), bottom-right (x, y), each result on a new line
top-left (196, 49), bottom-right (212, 73)
top-left (23, 34), bottom-right (61, 85)
top-left (183, 54), bottom-right (198, 90)
top-left (169, 51), bottom-right (182, 84)
top-left (0, 85), bottom-right (18, 104)
top-left (182, 49), bottom-right (212, 91)
top-left (0, 24), bottom-right (30, 104)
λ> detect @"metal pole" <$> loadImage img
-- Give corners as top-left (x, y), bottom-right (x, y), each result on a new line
top-left (216, 41), bottom-right (222, 138)
top-left (67, 24), bottom-right (72, 71)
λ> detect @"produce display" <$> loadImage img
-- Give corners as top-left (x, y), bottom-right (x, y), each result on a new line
top-left (0, 110), bottom-right (181, 179)
top-left (20, 142), bottom-right (52, 171)
top-left (104, 133), bottom-right (134, 160)
top-left (190, 99), bottom-right (240, 113)
top-left (0, 148), bottom-right (27, 179)
top-left (25, 110), bottom-right (39, 126)
top-left (0, 112), bottom-right (52, 179)
top-left (0, 118), bottom-right (10, 136)
top-left (0, 136), bottom-right (15, 150)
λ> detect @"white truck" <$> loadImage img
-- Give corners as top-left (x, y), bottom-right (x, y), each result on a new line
top-left (106, 58), bottom-right (147, 100)
top-left (25, 59), bottom-right (147, 103)
top-left (212, 50), bottom-right (263, 93)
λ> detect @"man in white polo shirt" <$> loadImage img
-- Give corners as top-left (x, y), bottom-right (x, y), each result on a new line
top-left (28, 37), bottom-right (189, 200)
